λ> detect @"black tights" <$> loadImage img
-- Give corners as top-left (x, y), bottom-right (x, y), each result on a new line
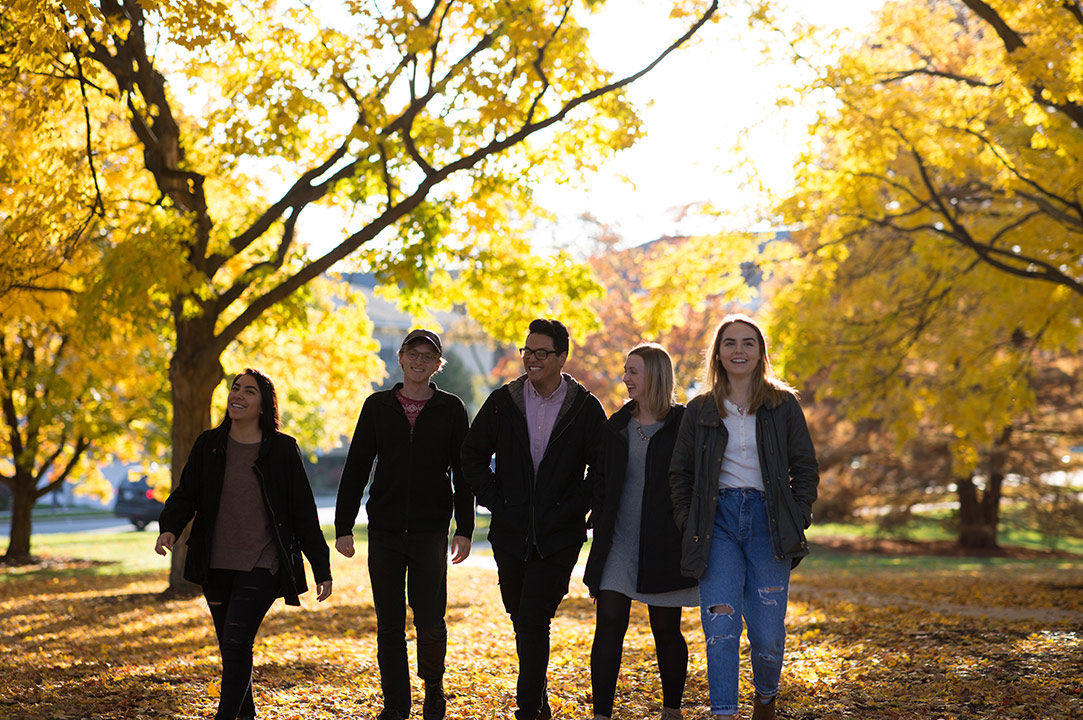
top-left (590, 590), bottom-right (688, 717)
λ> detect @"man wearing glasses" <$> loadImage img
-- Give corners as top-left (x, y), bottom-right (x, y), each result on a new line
top-left (335, 328), bottom-right (474, 720)
top-left (462, 318), bottom-right (606, 720)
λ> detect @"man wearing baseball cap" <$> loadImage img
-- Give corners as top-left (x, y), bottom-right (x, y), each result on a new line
top-left (335, 328), bottom-right (474, 720)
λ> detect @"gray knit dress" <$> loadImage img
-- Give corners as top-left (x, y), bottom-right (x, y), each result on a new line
top-left (598, 419), bottom-right (699, 607)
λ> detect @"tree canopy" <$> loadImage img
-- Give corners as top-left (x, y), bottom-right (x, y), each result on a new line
top-left (764, 0), bottom-right (1083, 546)
top-left (3, 0), bottom-right (719, 575)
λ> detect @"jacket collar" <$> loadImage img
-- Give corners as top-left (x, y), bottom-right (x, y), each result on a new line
top-left (608, 401), bottom-right (685, 432)
top-left (208, 422), bottom-right (275, 461)
top-left (379, 381), bottom-right (446, 406)
top-left (506, 373), bottom-right (585, 425)
top-left (690, 393), bottom-right (723, 427)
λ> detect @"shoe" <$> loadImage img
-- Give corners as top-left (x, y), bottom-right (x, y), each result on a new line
top-left (659, 708), bottom-right (683, 720)
top-left (423, 681), bottom-right (446, 720)
top-left (751, 693), bottom-right (776, 720)
top-left (377, 709), bottom-right (406, 720)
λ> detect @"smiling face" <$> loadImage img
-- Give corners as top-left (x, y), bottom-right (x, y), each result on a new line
top-left (623, 353), bottom-right (648, 404)
top-left (398, 340), bottom-right (440, 384)
top-left (718, 321), bottom-right (762, 381)
top-left (522, 331), bottom-right (566, 391)
top-left (227, 373), bottom-right (263, 425)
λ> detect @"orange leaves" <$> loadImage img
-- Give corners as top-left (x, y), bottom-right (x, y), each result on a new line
top-left (3, 541), bottom-right (1083, 719)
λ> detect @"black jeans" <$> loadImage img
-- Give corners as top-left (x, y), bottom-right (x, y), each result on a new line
top-left (368, 528), bottom-right (449, 715)
top-left (203, 567), bottom-right (279, 720)
top-left (590, 590), bottom-right (688, 717)
top-left (492, 543), bottom-right (582, 720)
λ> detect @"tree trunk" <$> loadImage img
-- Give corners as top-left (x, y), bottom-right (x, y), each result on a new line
top-left (957, 473), bottom-right (1001, 548)
top-left (956, 428), bottom-right (1010, 549)
top-left (3, 477), bottom-right (36, 562)
top-left (165, 317), bottom-right (224, 593)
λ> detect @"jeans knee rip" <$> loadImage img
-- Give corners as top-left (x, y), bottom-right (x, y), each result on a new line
top-left (757, 586), bottom-right (784, 606)
top-left (707, 603), bottom-right (734, 616)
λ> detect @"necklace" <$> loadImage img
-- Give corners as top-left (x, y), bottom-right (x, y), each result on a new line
top-left (634, 422), bottom-right (648, 441)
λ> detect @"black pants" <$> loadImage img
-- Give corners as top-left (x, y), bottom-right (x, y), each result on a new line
top-left (590, 589), bottom-right (688, 717)
top-left (203, 567), bottom-right (278, 720)
top-left (492, 543), bottom-right (582, 720)
top-left (368, 528), bottom-right (449, 715)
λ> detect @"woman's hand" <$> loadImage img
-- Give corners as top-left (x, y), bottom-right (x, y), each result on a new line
top-left (316, 580), bottom-right (333, 602)
top-left (154, 532), bottom-right (176, 556)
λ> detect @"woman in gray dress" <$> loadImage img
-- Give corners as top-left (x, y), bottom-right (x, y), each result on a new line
top-left (583, 343), bottom-right (696, 720)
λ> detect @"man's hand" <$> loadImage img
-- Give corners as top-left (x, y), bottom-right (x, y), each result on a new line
top-left (335, 535), bottom-right (355, 558)
top-left (450, 535), bottom-right (472, 564)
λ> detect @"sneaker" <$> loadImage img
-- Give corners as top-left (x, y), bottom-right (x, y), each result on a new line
top-left (658, 708), bottom-right (683, 720)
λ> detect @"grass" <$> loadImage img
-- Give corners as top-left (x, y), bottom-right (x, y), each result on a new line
top-left (808, 510), bottom-right (1083, 555)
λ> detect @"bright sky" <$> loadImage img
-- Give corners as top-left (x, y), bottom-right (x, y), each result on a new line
top-left (295, 0), bottom-right (884, 258)
top-left (533, 0), bottom-right (884, 249)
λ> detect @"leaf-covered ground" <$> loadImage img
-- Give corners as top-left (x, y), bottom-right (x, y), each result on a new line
top-left (2, 540), bottom-right (1081, 720)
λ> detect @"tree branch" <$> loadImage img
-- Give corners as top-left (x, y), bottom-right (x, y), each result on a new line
top-left (212, 1), bottom-right (720, 349)
top-left (909, 145), bottom-right (1083, 296)
top-left (961, 0), bottom-right (1083, 127)
top-left (879, 65), bottom-right (1000, 89)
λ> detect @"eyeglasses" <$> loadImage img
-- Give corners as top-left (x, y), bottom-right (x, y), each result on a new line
top-left (519, 347), bottom-right (559, 360)
top-left (404, 350), bottom-right (439, 363)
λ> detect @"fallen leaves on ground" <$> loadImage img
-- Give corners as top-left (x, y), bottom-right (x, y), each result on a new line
top-left (1, 544), bottom-right (1081, 719)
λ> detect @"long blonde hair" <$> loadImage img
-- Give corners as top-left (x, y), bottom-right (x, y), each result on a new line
top-left (705, 314), bottom-right (796, 417)
top-left (628, 343), bottom-right (676, 420)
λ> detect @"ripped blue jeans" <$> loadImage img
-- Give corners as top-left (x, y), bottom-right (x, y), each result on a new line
top-left (698, 488), bottom-right (790, 716)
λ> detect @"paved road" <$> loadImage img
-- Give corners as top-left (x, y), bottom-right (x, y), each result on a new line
top-left (21, 497), bottom-right (339, 536)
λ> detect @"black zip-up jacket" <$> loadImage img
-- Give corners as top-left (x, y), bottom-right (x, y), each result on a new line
top-left (669, 392), bottom-right (819, 578)
top-left (461, 374), bottom-right (606, 560)
top-left (335, 383), bottom-right (474, 539)
top-left (157, 424), bottom-right (332, 606)
top-left (583, 402), bottom-right (697, 596)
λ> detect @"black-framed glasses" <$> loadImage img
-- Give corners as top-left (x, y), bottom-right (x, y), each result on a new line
top-left (519, 347), bottom-right (558, 360)
top-left (404, 350), bottom-right (439, 363)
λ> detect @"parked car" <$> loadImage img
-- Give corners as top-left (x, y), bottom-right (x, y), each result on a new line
top-left (113, 474), bottom-right (164, 531)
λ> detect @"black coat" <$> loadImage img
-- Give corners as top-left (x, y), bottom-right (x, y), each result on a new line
top-left (669, 392), bottom-right (819, 578)
top-left (583, 403), bottom-right (696, 596)
top-left (158, 424), bottom-right (332, 606)
top-left (461, 374), bottom-right (606, 560)
top-left (334, 383), bottom-right (474, 538)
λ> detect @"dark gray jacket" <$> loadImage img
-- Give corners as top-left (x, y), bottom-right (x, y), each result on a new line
top-left (668, 392), bottom-right (819, 578)
top-left (461, 374), bottom-right (606, 560)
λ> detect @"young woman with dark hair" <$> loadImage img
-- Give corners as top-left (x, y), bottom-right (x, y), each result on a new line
top-left (155, 368), bottom-right (332, 720)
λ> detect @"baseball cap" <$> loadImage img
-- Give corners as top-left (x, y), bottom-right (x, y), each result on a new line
top-left (400, 328), bottom-right (442, 354)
